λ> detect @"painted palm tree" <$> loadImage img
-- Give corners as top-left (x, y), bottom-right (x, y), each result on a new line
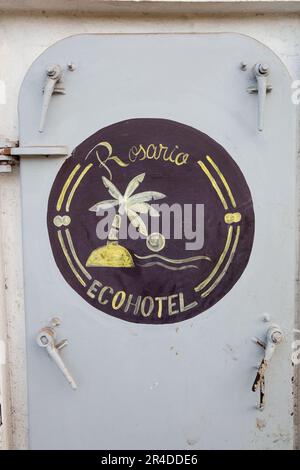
top-left (86, 173), bottom-right (166, 268)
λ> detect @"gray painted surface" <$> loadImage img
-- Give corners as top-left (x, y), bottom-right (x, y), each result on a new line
top-left (19, 34), bottom-right (296, 449)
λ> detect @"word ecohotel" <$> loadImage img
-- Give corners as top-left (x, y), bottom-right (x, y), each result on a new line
top-left (86, 279), bottom-right (198, 320)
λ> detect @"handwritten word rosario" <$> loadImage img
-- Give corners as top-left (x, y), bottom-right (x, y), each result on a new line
top-left (129, 143), bottom-right (189, 166)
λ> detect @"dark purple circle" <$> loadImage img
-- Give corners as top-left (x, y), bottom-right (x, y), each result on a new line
top-left (47, 118), bottom-right (255, 324)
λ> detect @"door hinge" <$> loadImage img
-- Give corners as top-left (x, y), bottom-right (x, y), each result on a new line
top-left (0, 139), bottom-right (19, 173)
top-left (0, 154), bottom-right (19, 173)
top-left (0, 140), bottom-right (68, 173)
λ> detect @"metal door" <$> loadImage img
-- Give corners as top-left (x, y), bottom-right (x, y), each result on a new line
top-left (19, 34), bottom-right (296, 449)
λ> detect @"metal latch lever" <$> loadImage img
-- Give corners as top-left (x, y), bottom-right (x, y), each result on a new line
top-left (36, 326), bottom-right (77, 390)
top-left (252, 325), bottom-right (283, 410)
top-left (247, 63), bottom-right (272, 131)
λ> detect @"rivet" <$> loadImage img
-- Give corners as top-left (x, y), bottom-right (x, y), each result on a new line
top-left (51, 317), bottom-right (61, 328)
top-left (67, 62), bottom-right (76, 71)
top-left (263, 313), bottom-right (271, 322)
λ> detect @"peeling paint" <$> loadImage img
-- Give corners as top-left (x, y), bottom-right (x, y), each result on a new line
top-left (256, 418), bottom-right (266, 431)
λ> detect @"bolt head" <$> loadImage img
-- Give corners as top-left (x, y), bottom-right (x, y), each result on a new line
top-left (46, 66), bottom-right (56, 76)
top-left (271, 330), bottom-right (283, 344)
top-left (40, 335), bottom-right (49, 345)
top-left (258, 63), bottom-right (269, 75)
top-left (46, 64), bottom-right (61, 79)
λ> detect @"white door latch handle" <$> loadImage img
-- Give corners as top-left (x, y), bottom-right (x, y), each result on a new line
top-left (36, 326), bottom-right (77, 390)
top-left (252, 325), bottom-right (283, 410)
top-left (39, 64), bottom-right (65, 132)
top-left (247, 63), bottom-right (272, 132)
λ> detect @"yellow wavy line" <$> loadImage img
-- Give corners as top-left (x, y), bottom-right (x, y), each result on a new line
top-left (65, 228), bottom-right (92, 280)
top-left (206, 155), bottom-right (237, 209)
top-left (198, 161), bottom-right (228, 210)
top-left (66, 164), bottom-right (93, 212)
top-left (56, 164), bottom-right (81, 211)
top-left (194, 225), bottom-right (233, 292)
top-left (201, 226), bottom-right (240, 298)
top-left (57, 230), bottom-right (86, 287)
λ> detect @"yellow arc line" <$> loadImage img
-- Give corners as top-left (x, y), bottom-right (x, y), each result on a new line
top-left (56, 164), bottom-right (81, 211)
top-left (206, 155), bottom-right (237, 209)
top-left (57, 230), bottom-right (86, 287)
top-left (201, 226), bottom-right (240, 298)
top-left (66, 164), bottom-right (93, 212)
top-left (198, 161), bottom-right (228, 210)
top-left (194, 225), bottom-right (233, 292)
top-left (65, 228), bottom-right (92, 280)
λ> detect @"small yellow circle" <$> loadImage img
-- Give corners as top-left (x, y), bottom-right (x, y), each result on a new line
top-left (53, 215), bottom-right (63, 227)
top-left (224, 212), bottom-right (242, 224)
top-left (62, 215), bottom-right (71, 226)
top-left (53, 215), bottom-right (71, 227)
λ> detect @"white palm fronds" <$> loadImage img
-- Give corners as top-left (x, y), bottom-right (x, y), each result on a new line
top-left (90, 173), bottom-right (166, 240)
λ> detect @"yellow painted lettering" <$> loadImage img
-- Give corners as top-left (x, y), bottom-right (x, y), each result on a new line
top-left (112, 290), bottom-right (126, 310)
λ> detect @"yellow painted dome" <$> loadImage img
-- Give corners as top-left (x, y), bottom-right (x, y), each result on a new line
top-left (86, 243), bottom-right (134, 268)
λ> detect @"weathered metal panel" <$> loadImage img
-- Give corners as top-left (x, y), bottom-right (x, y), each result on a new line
top-left (15, 33), bottom-right (298, 449)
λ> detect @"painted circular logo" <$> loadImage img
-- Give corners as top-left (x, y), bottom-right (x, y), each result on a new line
top-left (48, 119), bottom-right (254, 324)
